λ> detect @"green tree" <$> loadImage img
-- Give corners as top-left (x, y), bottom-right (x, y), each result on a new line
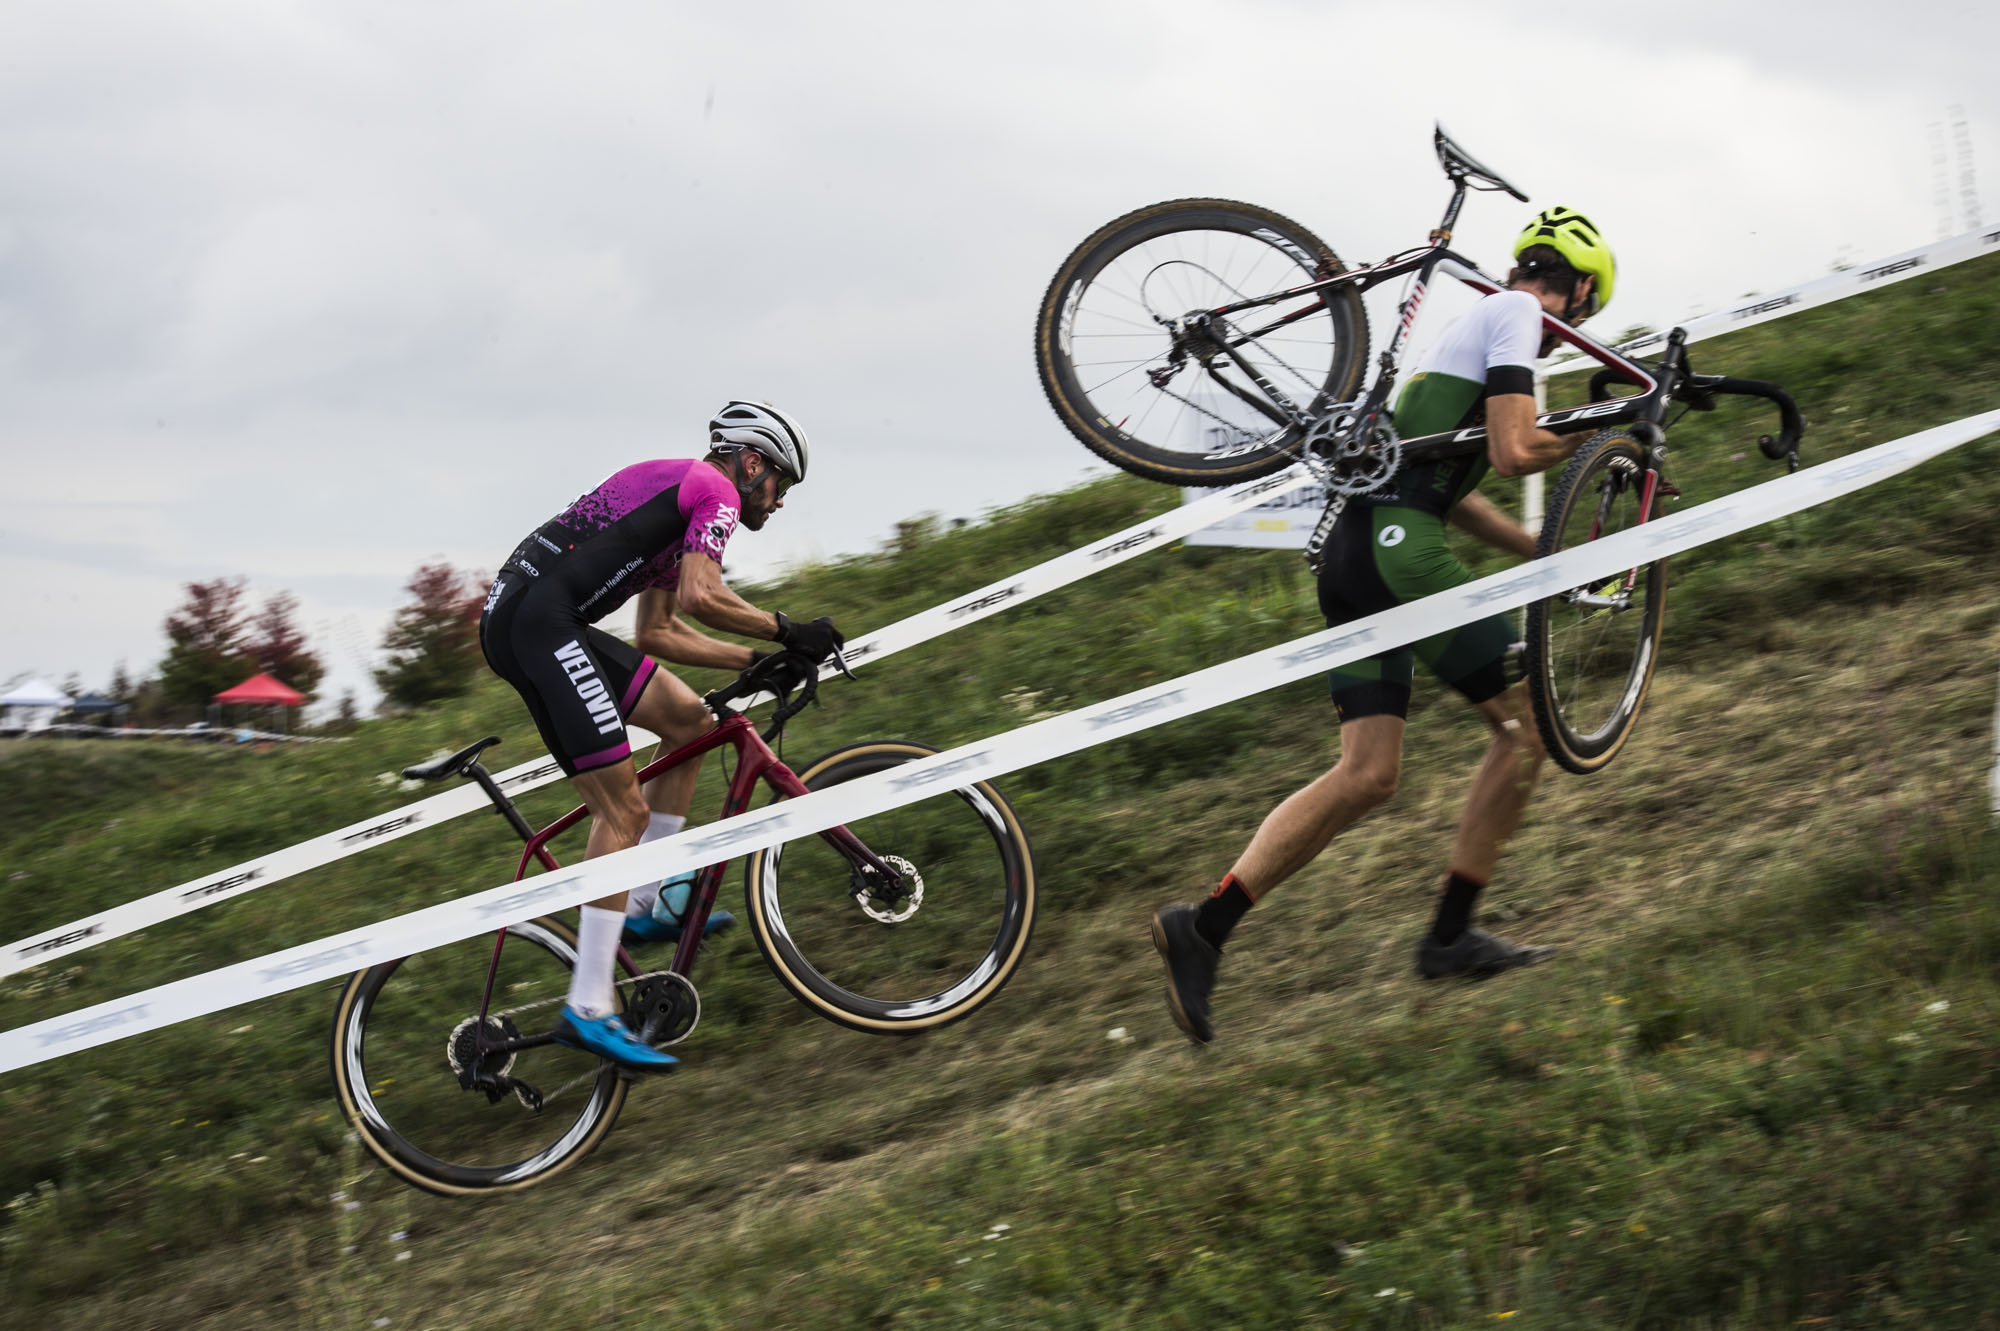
top-left (158, 578), bottom-right (256, 707)
top-left (374, 563), bottom-right (485, 708)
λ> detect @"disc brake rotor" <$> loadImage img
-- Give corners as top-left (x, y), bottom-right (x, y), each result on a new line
top-left (855, 855), bottom-right (924, 924)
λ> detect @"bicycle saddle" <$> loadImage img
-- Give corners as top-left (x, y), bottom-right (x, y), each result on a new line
top-left (402, 735), bottom-right (503, 782)
top-left (1434, 124), bottom-right (1529, 202)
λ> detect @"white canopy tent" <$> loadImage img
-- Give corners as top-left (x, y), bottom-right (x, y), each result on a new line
top-left (1, 677), bottom-right (74, 731)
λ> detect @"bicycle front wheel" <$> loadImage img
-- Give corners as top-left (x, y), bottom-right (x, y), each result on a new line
top-left (1523, 430), bottom-right (1669, 775)
top-left (746, 741), bottom-right (1037, 1034)
top-left (329, 916), bottom-right (635, 1196)
top-left (1035, 198), bottom-right (1369, 486)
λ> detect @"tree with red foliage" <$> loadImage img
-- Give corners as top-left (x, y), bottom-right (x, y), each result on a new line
top-left (375, 563), bottom-right (488, 708)
top-left (248, 591), bottom-right (325, 700)
top-left (158, 577), bottom-right (256, 706)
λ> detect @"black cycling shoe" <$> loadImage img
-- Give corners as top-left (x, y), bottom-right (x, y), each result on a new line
top-left (1416, 927), bottom-right (1555, 980)
top-left (1151, 904), bottom-right (1221, 1044)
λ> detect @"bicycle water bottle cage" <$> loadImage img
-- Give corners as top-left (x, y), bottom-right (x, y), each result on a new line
top-left (402, 736), bottom-right (504, 783)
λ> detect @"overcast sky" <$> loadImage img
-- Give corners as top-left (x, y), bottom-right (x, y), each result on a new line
top-left (4, 0), bottom-right (1994, 713)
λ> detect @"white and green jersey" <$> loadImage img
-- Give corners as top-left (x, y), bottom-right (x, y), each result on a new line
top-left (1370, 289), bottom-right (1542, 516)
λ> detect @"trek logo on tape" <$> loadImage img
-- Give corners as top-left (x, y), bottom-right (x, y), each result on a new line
top-left (1986, 229), bottom-right (2000, 246)
top-left (477, 875), bottom-right (586, 918)
top-left (842, 640), bottom-right (881, 663)
top-left (1861, 257), bottom-right (1922, 282)
top-left (1825, 453), bottom-right (1901, 484)
top-left (501, 762), bottom-right (564, 790)
top-left (1732, 294), bottom-right (1798, 320)
top-left (1657, 504), bottom-right (1740, 543)
top-left (1231, 474), bottom-right (1300, 502)
top-left (1283, 627), bottom-right (1378, 667)
top-left (258, 941), bottom-right (374, 983)
top-left (1464, 566), bottom-right (1566, 605)
top-left (1088, 690), bottom-right (1187, 729)
top-left (37, 1003), bottom-right (149, 1048)
top-left (181, 868), bottom-right (264, 902)
top-left (1091, 527), bottom-right (1164, 561)
top-left (341, 814), bottom-right (420, 845)
top-left (17, 923), bottom-right (103, 959)
top-left (949, 586), bottom-right (1023, 619)
top-left (694, 815), bottom-right (793, 853)
top-left (889, 751), bottom-right (993, 791)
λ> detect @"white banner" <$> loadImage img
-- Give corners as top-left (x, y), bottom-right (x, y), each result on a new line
top-left (0, 469), bottom-right (1316, 980)
top-left (6, 408), bottom-right (1993, 1075)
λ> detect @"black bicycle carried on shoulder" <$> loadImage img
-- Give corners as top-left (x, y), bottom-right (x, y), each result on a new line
top-left (1033, 125), bottom-right (1806, 774)
top-left (329, 654), bottom-right (1037, 1195)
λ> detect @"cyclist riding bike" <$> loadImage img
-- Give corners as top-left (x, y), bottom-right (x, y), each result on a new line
top-left (479, 400), bottom-right (845, 1069)
top-left (1153, 208), bottom-right (1616, 1043)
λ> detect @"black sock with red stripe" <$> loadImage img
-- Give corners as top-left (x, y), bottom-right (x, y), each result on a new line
top-left (1193, 874), bottom-right (1255, 950)
top-left (1427, 869), bottom-right (1486, 945)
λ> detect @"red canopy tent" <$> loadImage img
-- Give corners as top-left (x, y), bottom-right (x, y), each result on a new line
top-left (212, 673), bottom-right (307, 734)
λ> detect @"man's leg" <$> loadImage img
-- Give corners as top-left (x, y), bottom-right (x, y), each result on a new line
top-left (1154, 715), bottom-right (1406, 1043)
top-left (547, 759), bottom-right (679, 1069)
top-left (621, 668), bottom-right (735, 939)
top-left (1416, 680), bottom-right (1556, 979)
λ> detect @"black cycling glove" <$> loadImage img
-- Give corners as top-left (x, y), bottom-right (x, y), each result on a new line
top-left (773, 612), bottom-right (845, 665)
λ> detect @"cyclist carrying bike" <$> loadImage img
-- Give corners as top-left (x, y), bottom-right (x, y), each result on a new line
top-left (1154, 208), bottom-right (1615, 1043)
top-left (479, 400), bottom-right (844, 1069)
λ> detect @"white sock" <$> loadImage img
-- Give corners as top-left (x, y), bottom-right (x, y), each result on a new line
top-left (566, 906), bottom-right (624, 1017)
top-left (624, 813), bottom-right (689, 919)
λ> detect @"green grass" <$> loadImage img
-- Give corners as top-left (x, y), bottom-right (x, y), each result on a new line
top-left (1, 254), bottom-right (1998, 1330)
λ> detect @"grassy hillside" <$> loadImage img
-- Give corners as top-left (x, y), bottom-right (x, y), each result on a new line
top-left (1, 253), bottom-right (1997, 1330)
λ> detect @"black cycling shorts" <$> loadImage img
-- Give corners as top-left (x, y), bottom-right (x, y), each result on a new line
top-left (479, 569), bottom-right (657, 777)
top-left (1315, 504), bottom-right (1513, 723)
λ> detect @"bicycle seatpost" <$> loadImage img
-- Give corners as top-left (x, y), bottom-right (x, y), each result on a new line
top-left (464, 762), bottom-right (539, 845)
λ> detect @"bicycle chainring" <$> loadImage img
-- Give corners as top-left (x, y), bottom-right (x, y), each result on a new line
top-left (624, 972), bottom-right (700, 1047)
top-left (1302, 412), bottom-right (1402, 496)
top-left (855, 855), bottom-right (924, 924)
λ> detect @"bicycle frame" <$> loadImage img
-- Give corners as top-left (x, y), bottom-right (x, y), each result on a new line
top-left (469, 709), bottom-right (900, 1057)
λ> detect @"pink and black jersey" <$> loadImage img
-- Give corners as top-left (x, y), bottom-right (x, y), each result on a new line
top-left (506, 458), bottom-right (744, 622)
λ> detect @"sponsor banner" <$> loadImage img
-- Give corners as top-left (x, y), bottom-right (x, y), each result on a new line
top-left (1546, 226), bottom-right (2000, 375)
top-left (1182, 479), bottom-right (1328, 549)
top-left (0, 471), bottom-right (1315, 978)
top-left (6, 408), bottom-right (1992, 1074)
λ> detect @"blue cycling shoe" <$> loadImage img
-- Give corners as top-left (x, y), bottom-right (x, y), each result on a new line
top-left (622, 869), bottom-right (736, 946)
top-left (550, 1006), bottom-right (679, 1071)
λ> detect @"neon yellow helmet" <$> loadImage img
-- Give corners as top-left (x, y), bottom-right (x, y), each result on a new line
top-left (1512, 206), bottom-right (1615, 318)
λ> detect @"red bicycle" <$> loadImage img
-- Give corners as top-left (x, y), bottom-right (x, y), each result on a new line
top-left (329, 654), bottom-right (1038, 1194)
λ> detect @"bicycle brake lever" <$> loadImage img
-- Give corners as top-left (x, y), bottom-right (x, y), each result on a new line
top-left (828, 644), bottom-right (857, 681)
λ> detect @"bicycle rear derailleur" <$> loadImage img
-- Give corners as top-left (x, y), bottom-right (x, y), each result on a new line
top-left (447, 1015), bottom-right (545, 1111)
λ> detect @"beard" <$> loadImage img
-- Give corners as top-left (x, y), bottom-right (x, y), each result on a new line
top-left (740, 500), bottom-right (772, 531)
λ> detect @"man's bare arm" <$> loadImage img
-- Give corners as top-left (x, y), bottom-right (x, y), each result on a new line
top-left (633, 587), bottom-right (759, 670)
top-left (1485, 393), bottom-right (1581, 478)
top-left (674, 552), bottom-right (782, 644)
top-left (1446, 491), bottom-right (1537, 561)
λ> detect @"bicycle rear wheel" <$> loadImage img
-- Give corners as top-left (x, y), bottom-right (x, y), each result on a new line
top-left (329, 916), bottom-right (636, 1196)
top-left (746, 741), bottom-right (1037, 1034)
top-left (1523, 430), bottom-right (1669, 774)
top-left (1035, 198), bottom-right (1368, 486)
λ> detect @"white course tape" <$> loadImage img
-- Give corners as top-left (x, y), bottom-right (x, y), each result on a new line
top-left (1547, 225), bottom-right (2000, 374)
top-left (0, 470), bottom-right (1315, 980)
top-left (6, 409), bottom-right (1993, 1075)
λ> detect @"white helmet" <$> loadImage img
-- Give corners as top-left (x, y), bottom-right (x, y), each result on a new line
top-left (709, 400), bottom-right (810, 486)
